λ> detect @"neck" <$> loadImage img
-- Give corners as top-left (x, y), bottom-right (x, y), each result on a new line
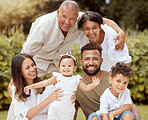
top-left (61, 30), bottom-right (68, 37)
top-left (84, 70), bottom-right (103, 82)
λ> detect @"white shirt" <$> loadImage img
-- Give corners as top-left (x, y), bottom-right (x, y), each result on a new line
top-left (22, 11), bottom-right (83, 72)
top-left (76, 24), bottom-right (131, 71)
top-left (96, 87), bottom-right (132, 117)
top-left (11, 85), bottom-right (54, 120)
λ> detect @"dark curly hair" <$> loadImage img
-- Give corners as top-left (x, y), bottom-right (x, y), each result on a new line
top-left (111, 62), bottom-right (133, 78)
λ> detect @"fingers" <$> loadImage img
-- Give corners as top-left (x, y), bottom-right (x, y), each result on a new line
top-left (115, 42), bottom-right (124, 50)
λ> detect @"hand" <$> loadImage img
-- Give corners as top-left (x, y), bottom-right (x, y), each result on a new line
top-left (71, 91), bottom-right (76, 104)
top-left (109, 112), bottom-right (114, 120)
top-left (24, 85), bottom-right (32, 92)
top-left (92, 76), bottom-right (100, 86)
top-left (49, 88), bottom-right (63, 102)
top-left (114, 31), bottom-right (125, 50)
top-left (8, 78), bottom-right (14, 98)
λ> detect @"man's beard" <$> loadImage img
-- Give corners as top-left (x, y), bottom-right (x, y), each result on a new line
top-left (82, 65), bottom-right (101, 76)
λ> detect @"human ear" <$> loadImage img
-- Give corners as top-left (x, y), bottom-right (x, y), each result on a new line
top-left (100, 58), bottom-right (103, 65)
top-left (74, 66), bottom-right (77, 72)
top-left (109, 76), bottom-right (112, 84)
top-left (57, 9), bottom-right (59, 17)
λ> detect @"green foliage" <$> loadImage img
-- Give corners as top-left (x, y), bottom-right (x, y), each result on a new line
top-left (104, 0), bottom-right (148, 31)
top-left (0, 0), bottom-right (63, 33)
top-left (126, 30), bottom-right (148, 103)
top-left (0, 26), bottom-right (26, 110)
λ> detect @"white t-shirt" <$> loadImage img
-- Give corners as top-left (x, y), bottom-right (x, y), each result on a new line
top-left (96, 87), bottom-right (132, 118)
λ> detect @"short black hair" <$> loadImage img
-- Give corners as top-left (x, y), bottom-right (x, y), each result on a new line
top-left (81, 43), bottom-right (102, 58)
top-left (78, 11), bottom-right (103, 29)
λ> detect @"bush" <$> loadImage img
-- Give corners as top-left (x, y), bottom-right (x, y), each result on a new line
top-left (0, 26), bottom-right (26, 110)
top-left (126, 30), bottom-right (148, 103)
top-left (0, 0), bottom-right (63, 34)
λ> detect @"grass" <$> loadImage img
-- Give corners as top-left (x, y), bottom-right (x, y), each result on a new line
top-left (1, 105), bottom-right (148, 120)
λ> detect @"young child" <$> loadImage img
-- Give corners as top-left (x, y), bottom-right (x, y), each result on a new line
top-left (88, 62), bottom-right (135, 120)
top-left (24, 52), bottom-right (100, 120)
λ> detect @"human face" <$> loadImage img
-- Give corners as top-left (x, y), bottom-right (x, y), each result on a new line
top-left (109, 74), bottom-right (129, 98)
top-left (21, 58), bottom-right (37, 85)
top-left (57, 7), bottom-right (78, 33)
top-left (80, 50), bottom-right (102, 76)
top-left (82, 20), bottom-right (100, 42)
top-left (58, 58), bottom-right (77, 77)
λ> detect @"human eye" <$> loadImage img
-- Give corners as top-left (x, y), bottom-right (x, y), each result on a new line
top-left (124, 82), bottom-right (128, 85)
top-left (62, 15), bottom-right (67, 18)
top-left (25, 66), bottom-right (30, 70)
top-left (116, 80), bottom-right (120, 83)
top-left (92, 26), bottom-right (97, 30)
top-left (68, 65), bottom-right (72, 67)
top-left (62, 65), bottom-right (65, 67)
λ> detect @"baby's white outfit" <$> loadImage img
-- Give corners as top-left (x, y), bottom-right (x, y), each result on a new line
top-left (48, 72), bottom-right (81, 120)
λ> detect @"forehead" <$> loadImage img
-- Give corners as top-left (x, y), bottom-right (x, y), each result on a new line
top-left (113, 74), bottom-right (129, 82)
top-left (83, 20), bottom-right (99, 27)
top-left (82, 50), bottom-right (101, 58)
top-left (22, 58), bottom-right (33, 65)
top-left (60, 7), bottom-right (78, 17)
top-left (60, 58), bottom-right (74, 64)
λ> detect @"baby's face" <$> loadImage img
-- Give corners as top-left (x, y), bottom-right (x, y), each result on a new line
top-left (109, 74), bottom-right (129, 97)
top-left (59, 58), bottom-right (77, 77)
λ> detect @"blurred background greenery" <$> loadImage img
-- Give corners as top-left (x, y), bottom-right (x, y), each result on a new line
top-left (0, 0), bottom-right (148, 119)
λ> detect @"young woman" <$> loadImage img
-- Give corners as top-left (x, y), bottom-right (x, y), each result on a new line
top-left (7, 53), bottom-right (63, 120)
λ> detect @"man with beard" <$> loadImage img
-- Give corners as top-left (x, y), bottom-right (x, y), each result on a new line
top-left (74, 43), bottom-right (140, 120)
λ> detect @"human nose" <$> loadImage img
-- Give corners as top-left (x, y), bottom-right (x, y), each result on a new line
top-left (89, 29), bottom-right (93, 34)
top-left (88, 59), bottom-right (93, 65)
top-left (65, 18), bottom-right (70, 24)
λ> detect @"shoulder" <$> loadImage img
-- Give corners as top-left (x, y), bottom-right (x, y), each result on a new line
top-left (102, 71), bottom-right (110, 78)
top-left (32, 11), bottom-right (57, 29)
top-left (101, 24), bottom-right (117, 36)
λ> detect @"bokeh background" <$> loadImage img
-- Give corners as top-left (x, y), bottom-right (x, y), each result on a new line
top-left (0, 0), bottom-right (148, 119)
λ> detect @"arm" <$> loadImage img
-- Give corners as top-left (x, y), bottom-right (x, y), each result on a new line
top-left (131, 102), bottom-right (141, 120)
top-left (103, 18), bottom-right (125, 50)
top-left (109, 104), bottom-right (131, 119)
top-left (101, 113), bottom-right (109, 120)
top-left (78, 76), bottom-right (100, 91)
top-left (74, 100), bottom-right (80, 120)
top-left (24, 76), bottom-right (57, 92)
top-left (26, 88), bottom-right (63, 119)
top-left (8, 78), bottom-right (13, 98)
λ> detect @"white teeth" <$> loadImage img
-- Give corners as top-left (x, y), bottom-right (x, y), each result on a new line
top-left (88, 66), bottom-right (95, 70)
top-left (64, 24), bottom-right (70, 27)
top-left (89, 34), bottom-right (95, 37)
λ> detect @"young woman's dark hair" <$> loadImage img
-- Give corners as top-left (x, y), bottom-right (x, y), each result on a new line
top-left (11, 53), bottom-right (45, 102)
top-left (78, 11), bottom-right (103, 29)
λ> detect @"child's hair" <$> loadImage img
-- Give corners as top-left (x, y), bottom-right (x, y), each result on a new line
top-left (59, 53), bottom-right (77, 66)
top-left (111, 62), bottom-right (133, 78)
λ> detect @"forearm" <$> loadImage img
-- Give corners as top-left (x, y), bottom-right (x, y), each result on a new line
top-left (103, 18), bottom-right (124, 34)
top-left (131, 103), bottom-right (141, 120)
top-left (80, 82), bottom-right (96, 91)
top-left (101, 113), bottom-right (109, 120)
top-left (26, 96), bottom-right (51, 119)
top-left (110, 104), bottom-right (131, 117)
